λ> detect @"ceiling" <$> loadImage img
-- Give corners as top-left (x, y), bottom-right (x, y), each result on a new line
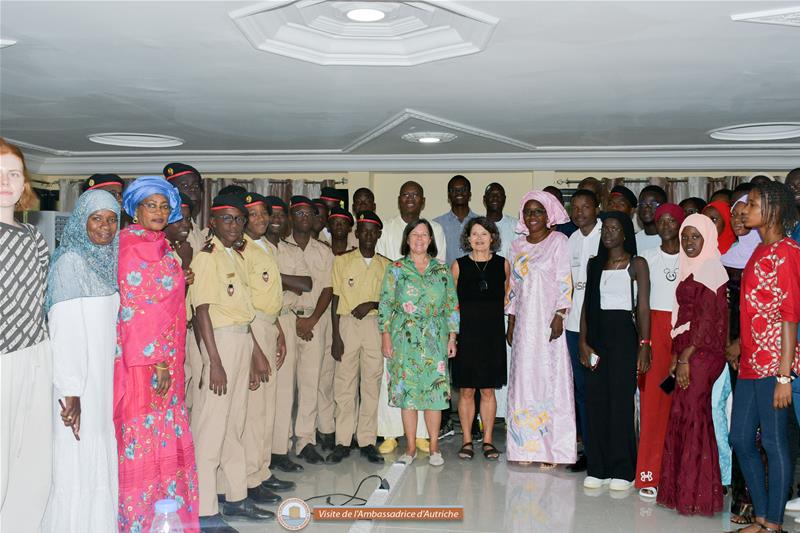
top-left (1, 1), bottom-right (799, 173)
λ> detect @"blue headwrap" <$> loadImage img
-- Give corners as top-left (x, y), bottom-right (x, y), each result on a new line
top-left (45, 190), bottom-right (121, 311)
top-left (122, 175), bottom-right (182, 224)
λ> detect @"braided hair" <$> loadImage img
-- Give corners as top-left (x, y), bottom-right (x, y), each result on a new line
top-left (753, 181), bottom-right (799, 237)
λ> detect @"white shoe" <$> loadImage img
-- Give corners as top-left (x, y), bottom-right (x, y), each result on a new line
top-left (609, 479), bottom-right (634, 491)
top-left (638, 487), bottom-right (658, 499)
top-left (583, 476), bottom-right (610, 489)
top-left (429, 452), bottom-right (444, 466)
top-left (786, 497), bottom-right (800, 511)
top-left (396, 453), bottom-right (416, 465)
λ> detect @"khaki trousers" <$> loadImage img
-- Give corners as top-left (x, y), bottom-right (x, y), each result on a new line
top-left (272, 314), bottom-right (298, 455)
top-left (316, 320), bottom-right (336, 435)
top-left (294, 313), bottom-right (330, 452)
top-left (1, 341), bottom-right (52, 532)
top-left (184, 327), bottom-right (203, 410)
top-left (191, 327), bottom-right (253, 516)
top-left (244, 314), bottom-right (279, 487)
top-left (335, 316), bottom-right (382, 447)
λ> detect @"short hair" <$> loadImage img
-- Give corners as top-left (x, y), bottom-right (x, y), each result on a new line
top-left (640, 185), bottom-right (667, 203)
top-left (734, 182), bottom-right (754, 193)
top-left (447, 174), bottom-right (471, 191)
top-left (484, 182), bottom-right (505, 195)
top-left (460, 216), bottom-right (501, 253)
top-left (570, 189), bottom-right (599, 208)
top-left (0, 138), bottom-right (37, 211)
top-left (753, 181), bottom-right (799, 236)
top-left (787, 168), bottom-right (800, 182)
top-left (353, 187), bottom-right (374, 201)
top-left (680, 197), bottom-right (707, 211)
top-left (710, 188), bottom-right (732, 202)
top-left (543, 186), bottom-right (564, 204)
top-left (750, 174), bottom-right (772, 186)
top-left (399, 181), bottom-right (424, 197)
top-left (400, 219), bottom-right (438, 258)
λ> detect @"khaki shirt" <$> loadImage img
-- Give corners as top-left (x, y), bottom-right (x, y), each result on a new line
top-left (243, 234), bottom-right (283, 316)
top-left (186, 217), bottom-right (208, 256)
top-left (190, 235), bottom-right (254, 328)
top-left (286, 234), bottom-right (333, 312)
top-left (332, 249), bottom-right (390, 316)
top-left (266, 239), bottom-right (310, 314)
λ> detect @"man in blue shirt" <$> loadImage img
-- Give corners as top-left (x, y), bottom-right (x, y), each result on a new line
top-left (433, 175), bottom-right (478, 267)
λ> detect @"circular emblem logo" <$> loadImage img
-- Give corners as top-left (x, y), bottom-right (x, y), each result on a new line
top-left (262, 271), bottom-right (270, 283)
top-left (246, 195), bottom-right (252, 203)
top-left (166, 167), bottom-right (174, 176)
top-left (277, 497), bottom-right (311, 530)
top-left (348, 277), bottom-right (355, 287)
top-left (88, 179), bottom-right (95, 186)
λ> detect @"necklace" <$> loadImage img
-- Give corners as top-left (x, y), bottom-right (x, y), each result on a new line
top-left (470, 253), bottom-right (491, 292)
top-left (659, 250), bottom-right (679, 282)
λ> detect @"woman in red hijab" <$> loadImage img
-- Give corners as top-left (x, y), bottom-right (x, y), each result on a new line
top-left (702, 201), bottom-right (736, 254)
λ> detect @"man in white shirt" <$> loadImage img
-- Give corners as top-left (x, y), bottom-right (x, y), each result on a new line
top-left (565, 189), bottom-right (602, 473)
top-left (376, 181), bottom-right (446, 263)
top-left (635, 185), bottom-right (667, 253)
top-left (483, 182), bottom-right (518, 261)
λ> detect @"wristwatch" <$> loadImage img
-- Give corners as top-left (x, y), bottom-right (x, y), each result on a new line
top-left (777, 375), bottom-right (794, 385)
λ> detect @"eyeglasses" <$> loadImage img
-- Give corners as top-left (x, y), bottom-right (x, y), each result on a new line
top-left (640, 201), bottom-right (661, 209)
top-left (176, 182), bottom-right (201, 193)
top-left (400, 192), bottom-right (421, 199)
top-left (523, 208), bottom-right (547, 217)
top-left (448, 186), bottom-right (469, 194)
top-left (213, 214), bottom-right (247, 225)
top-left (140, 202), bottom-right (172, 213)
top-left (602, 225), bottom-right (623, 234)
top-left (291, 210), bottom-right (312, 218)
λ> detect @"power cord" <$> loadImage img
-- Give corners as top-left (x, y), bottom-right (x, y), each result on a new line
top-left (304, 474), bottom-right (386, 506)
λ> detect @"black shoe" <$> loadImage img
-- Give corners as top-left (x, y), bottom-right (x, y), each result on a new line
top-left (326, 444), bottom-right (351, 464)
top-left (271, 453), bottom-right (304, 473)
top-left (471, 420), bottom-right (483, 443)
top-left (360, 444), bottom-right (385, 464)
top-left (439, 419), bottom-right (455, 439)
top-left (567, 454), bottom-right (587, 473)
top-left (217, 493), bottom-right (225, 503)
top-left (200, 513), bottom-right (238, 533)
top-left (220, 498), bottom-right (276, 521)
top-left (298, 443), bottom-right (324, 465)
top-left (317, 431), bottom-right (335, 452)
top-left (262, 474), bottom-right (296, 492)
top-left (247, 484), bottom-right (282, 504)
top-left (350, 435), bottom-right (359, 449)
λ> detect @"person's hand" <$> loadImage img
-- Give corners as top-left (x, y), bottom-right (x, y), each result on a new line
top-left (676, 360), bottom-right (690, 389)
top-left (296, 317), bottom-right (315, 341)
top-left (154, 364), bottom-right (171, 397)
top-left (447, 337), bottom-right (457, 359)
top-left (381, 332), bottom-right (393, 359)
top-left (332, 334), bottom-right (344, 362)
top-left (506, 328), bottom-right (513, 347)
top-left (579, 341), bottom-right (595, 369)
top-left (637, 345), bottom-right (651, 374)
top-left (251, 347), bottom-right (270, 385)
top-left (351, 302), bottom-right (375, 320)
top-left (276, 331), bottom-right (287, 370)
top-left (726, 340), bottom-right (741, 371)
top-left (183, 267), bottom-right (195, 286)
top-left (775, 381), bottom-right (793, 409)
top-left (669, 354), bottom-right (678, 377)
top-left (548, 314), bottom-right (564, 342)
top-left (59, 397), bottom-right (81, 441)
top-left (209, 362), bottom-right (228, 395)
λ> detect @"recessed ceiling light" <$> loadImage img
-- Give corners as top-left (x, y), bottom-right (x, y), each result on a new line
top-left (402, 132), bottom-right (458, 144)
top-left (346, 8), bottom-right (385, 22)
top-left (88, 133), bottom-right (185, 148)
top-left (0, 39), bottom-right (17, 49)
top-left (708, 122), bottom-right (800, 141)
top-left (731, 7), bottom-right (800, 27)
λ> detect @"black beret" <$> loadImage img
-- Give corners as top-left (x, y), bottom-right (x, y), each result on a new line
top-left (290, 195), bottom-right (318, 214)
top-left (218, 184), bottom-right (248, 197)
top-left (85, 173), bottom-right (123, 191)
top-left (163, 162), bottom-right (201, 181)
top-left (211, 193), bottom-right (247, 215)
top-left (320, 187), bottom-right (347, 208)
top-left (178, 192), bottom-right (194, 213)
top-left (610, 185), bottom-right (638, 208)
top-left (265, 195), bottom-right (288, 211)
top-left (328, 206), bottom-right (354, 225)
top-left (244, 192), bottom-right (272, 214)
top-left (355, 210), bottom-right (383, 229)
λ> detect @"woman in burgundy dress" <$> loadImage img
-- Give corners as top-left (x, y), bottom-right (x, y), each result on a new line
top-left (657, 213), bottom-right (729, 516)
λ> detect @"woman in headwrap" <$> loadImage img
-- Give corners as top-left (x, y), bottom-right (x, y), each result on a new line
top-left (657, 214), bottom-right (728, 516)
top-left (703, 200), bottom-right (736, 254)
top-left (41, 190), bottom-right (121, 532)
top-left (115, 176), bottom-right (199, 532)
top-left (505, 191), bottom-right (574, 468)
top-left (579, 211), bottom-right (651, 491)
top-left (635, 203), bottom-right (683, 499)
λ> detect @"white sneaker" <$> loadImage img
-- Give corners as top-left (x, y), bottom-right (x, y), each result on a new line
top-left (396, 453), bottom-right (416, 465)
top-left (786, 497), bottom-right (800, 511)
top-left (583, 476), bottom-right (610, 489)
top-left (609, 479), bottom-right (634, 491)
top-left (429, 452), bottom-right (444, 466)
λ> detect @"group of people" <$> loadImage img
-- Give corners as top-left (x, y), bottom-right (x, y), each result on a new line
top-left (2, 132), bottom-right (800, 533)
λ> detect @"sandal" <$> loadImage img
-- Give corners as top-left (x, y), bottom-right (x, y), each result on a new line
top-left (458, 442), bottom-right (474, 460)
top-left (731, 514), bottom-right (754, 525)
top-left (539, 462), bottom-right (557, 470)
top-left (639, 487), bottom-right (657, 498)
top-left (482, 442), bottom-right (501, 460)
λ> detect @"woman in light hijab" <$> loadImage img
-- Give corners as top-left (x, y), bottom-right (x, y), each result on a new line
top-left (505, 191), bottom-right (575, 468)
top-left (42, 190), bottom-right (121, 532)
top-left (115, 176), bottom-right (199, 532)
top-left (657, 214), bottom-right (728, 516)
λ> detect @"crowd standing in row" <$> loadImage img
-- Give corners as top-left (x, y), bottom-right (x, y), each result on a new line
top-left (2, 135), bottom-right (800, 532)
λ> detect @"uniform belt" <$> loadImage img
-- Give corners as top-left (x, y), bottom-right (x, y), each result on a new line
top-left (287, 307), bottom-right (315, 317)
top-left (255, 311), bottom-right (279, 324)
top-left (214, 324), bottom-right (251, 334)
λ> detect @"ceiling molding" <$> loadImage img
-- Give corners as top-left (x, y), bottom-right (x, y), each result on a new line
top-left (25, 148), bottom-right (800, 175)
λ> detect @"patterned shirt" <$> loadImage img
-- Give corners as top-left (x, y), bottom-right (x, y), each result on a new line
top-left (1, 222), bottom-right (49, 354)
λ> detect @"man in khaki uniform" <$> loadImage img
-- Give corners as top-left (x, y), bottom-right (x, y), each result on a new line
top-left (326, 211), bottom-right (389, 465)
top-left (241, 192), bottom-right (297, 506)
top-left (286, 196), bottom-right (334, 465)
top-left (190, 194), bottom-right (274, 529)
top-left (263, 196), bottom-right (312, 474)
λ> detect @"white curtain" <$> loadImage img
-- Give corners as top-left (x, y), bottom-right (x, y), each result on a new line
top-left (58, 179), bottom-right (83, 212)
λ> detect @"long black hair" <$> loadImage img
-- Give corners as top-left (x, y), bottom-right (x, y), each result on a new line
top-left (400, 218), bottom-right (438, 258)
top-left (753, 181), bottom-right (799, 237)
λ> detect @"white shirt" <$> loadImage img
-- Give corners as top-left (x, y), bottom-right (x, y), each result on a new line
top-left (600, 269), bottom-right (638, 311)
top-left (635, 230), bottom-right (661, 253)
top-left (565, 220), bottom-right (602, 332)
top-left (375, 215), bottom-right (447, 262)
top-left (494, 214), bottom-right (519, 262)
top-left (641, 247), bottom-right (679, 312)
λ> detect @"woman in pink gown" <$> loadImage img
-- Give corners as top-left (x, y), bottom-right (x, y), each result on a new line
top-left (505, 190), bottom-right (576, 466)
top-left (115, 176), bottom-right (199, 532)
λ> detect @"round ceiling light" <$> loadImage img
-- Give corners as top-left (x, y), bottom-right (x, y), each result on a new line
top-left (88, 133), bottom-right (185, 148)
top-left (401, 132), bottom-right (458, 144)
top-left (346, 8), bottom-right (386, 22)
top-left (709, 122), bottom-right (800, 141)
top-left (0, 39), bottom-right (17, 49)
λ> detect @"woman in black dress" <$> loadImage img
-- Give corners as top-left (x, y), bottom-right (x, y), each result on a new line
top-left (451, 217), bottom-right (509, 460)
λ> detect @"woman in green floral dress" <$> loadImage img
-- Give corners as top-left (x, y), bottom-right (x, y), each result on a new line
top-left (379, 219), bottom-right (460, 467)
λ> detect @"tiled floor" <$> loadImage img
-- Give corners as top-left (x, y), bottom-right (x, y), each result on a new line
top-left (231, 433), bottom-right (800, 533)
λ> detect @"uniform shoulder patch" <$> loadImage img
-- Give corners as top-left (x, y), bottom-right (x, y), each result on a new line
top-left (201, 241), bottom-right (215, 253)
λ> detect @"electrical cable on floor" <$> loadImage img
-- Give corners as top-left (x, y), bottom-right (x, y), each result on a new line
top-left (304, 474), bottom-right (385, 506)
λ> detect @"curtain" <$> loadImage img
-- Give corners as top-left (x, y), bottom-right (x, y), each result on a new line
top-left (58, 179), bottom-right (84, 212)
